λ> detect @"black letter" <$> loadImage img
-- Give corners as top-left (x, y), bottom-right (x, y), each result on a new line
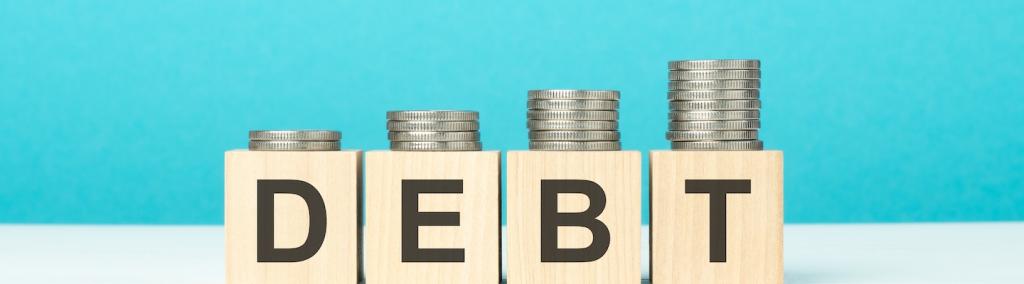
top-left (685, 179), bottom-right (751, 262)
top-left (256, 179), bottom-right (327, 262)
top-left (540, 179), bottom-right (611, 262)
top-left (401, 179), bottom-right (465, 262)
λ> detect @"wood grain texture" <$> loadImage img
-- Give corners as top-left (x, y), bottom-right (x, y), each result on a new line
top-left (507, 151), bottom-right (641, 284)
top-left (650, 150), bottom-right (783, 284)
top-left (224, 150), bottom-right (361, 284)
top-left (364, 151), bottom-right (501, 284)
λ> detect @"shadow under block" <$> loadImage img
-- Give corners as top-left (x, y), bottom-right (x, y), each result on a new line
top-left (650, 151), bottom-right (783, 284)
top-left (364, 151), bottom-right (501, 284)
top-left (506, 151), bottom-right (642, 284)
top-left (224, 150), bottom-right (361, 284)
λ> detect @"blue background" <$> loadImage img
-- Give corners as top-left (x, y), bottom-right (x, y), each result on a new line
top-left (1, 0), bottom-right (1022, 225)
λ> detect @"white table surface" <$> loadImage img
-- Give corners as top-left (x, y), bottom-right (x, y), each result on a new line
top-left (1, 222), bottom-right (1021, 283)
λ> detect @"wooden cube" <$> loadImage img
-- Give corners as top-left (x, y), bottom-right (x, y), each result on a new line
top-left (364, 151), bottom-right (501, 284)
top-left (224, 150), bottom-right (361, 284)
top-left (506, 151), bottom-right (641, 284)
top-left (650, 150), bottom-right (783, 284)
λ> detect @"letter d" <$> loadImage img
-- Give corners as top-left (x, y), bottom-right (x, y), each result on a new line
top-left (256, 179), bottom-right (327, 262)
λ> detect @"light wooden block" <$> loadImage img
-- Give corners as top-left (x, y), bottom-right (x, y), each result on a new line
top-left (650, 150), bottom-right (783, 284)
top-left (364, 151), bottom-right (501, 284)
top-left (224, 150), bottom-right (361, 284)
top-left (506, 151), bottom-right (641, 284)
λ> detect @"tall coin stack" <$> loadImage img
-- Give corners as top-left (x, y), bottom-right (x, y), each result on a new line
top-left (248, 130), bottom-right (341, 151)
top-left (387, 110), bottom-right (482, 151)
top-left (666, 59), bottom-right (764, 150)
top-left (527, 89), bottom-right (621, 151)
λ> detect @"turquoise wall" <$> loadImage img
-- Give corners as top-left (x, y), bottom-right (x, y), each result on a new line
top-left (1, 0), bottom-right (1022, 224)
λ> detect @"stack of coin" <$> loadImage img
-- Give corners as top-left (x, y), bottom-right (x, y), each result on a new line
top-left (248, 130), bottom-right (341, 151)
top-left (666, 59), bottom-right (764, 150)
top-left (527, 89), bottom-right (621, 151)
top-left (387, 110), bottom-right (482, 151)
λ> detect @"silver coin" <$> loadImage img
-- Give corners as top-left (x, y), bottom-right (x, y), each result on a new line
top-left (665, 130), bottom-right (759, 141)
top-left (527, 99), bottom-right (619, 110)
top-left (669, 70), bottom-right (760, 80)
top-left (669, 100), bottom-right (761, 111)
top-left (527, 120), bottom-right (618, 131)
top-left (529, 131), bottom-right (620, 141)
top-left (530, 141), bottom-right (621, 151)
top-left (528, 90), bottom-right (620, 100)
top-left (390, 141), bottom-right (482, 151)
top-left (386, 110), bottom-right (479, 121)
top-left (387, 121), bottom-right (479, 131)
top-left (249, 141), bottom-right (340, 151)
top-left (669, 110), bottom-right (760, 121)
top-left (671, 140), bottom-right (764, 151)
top-left (249, 130), bottom-right (340, 141)
top-left (668, 59), bottom-right (760, 70)
top-left (527, 110), bottom-right (618, 121)
top-left (668, 90), bottom-right (759, 100)
top-left (669, 120), bottom-right (760, 131)
top-left (669, 79), bottom-right (760, 90)
top-left (388, 131), bottom-right (480, 142)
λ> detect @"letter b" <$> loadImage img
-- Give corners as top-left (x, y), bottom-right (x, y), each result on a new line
top-left (540, 179), bottom-right (611, 262)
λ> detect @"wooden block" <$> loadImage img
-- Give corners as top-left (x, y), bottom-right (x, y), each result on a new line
top-left (364, 151), bottom-right (501, 284)
top-left (650, 150), bottom-right (783, 284)
top-left (224, 150), bottom-right (361, 284)
top-left (506, 151), bottom-right (641, 284)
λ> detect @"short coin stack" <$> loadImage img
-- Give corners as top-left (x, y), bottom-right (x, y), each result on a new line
top-left (387, 110), bottom-right (482, 151)
top-left (666, 59), bottom-right (764, 150)
top-left (527, 89), bottom-right (621, 151)
top-left (248, 130), bottom-right (341, 151)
